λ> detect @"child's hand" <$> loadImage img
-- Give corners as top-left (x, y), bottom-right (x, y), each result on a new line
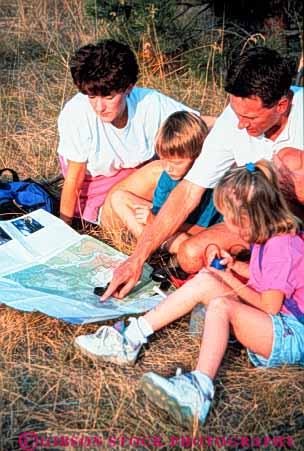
top-left (216, 249), bottom-right (235, 269)
top-left (134, 204), bottom-right (151, 225)
top-left (205, 244), bottom-right (219, 266)
top-left (206, 246), bottom-right (234, 269)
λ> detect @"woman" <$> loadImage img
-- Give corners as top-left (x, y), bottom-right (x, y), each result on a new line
top-left (58, 39), bottom-right (198, 225)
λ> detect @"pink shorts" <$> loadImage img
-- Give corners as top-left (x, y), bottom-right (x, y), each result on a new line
top-left (59, 156), bottom-right (138, 223)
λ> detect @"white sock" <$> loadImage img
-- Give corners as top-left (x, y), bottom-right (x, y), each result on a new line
top-left (125, 316), bottom-right (154, 347)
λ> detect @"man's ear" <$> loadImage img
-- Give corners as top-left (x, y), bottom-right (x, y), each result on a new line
top-left (276, 96), bottom-right (290, 114)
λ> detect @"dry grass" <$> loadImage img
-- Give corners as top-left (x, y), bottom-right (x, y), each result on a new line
top-left (1, 1), bottom-right (304, 450)
top-left (1, 305), bottom-right (303, 450)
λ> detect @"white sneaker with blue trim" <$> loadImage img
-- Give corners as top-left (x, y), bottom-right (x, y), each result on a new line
top-left (140, 369), bottom-right (214, 425)
top-left (74, 323), bottom-right (141, 366)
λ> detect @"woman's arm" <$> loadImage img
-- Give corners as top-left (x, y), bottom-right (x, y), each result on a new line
top-left (60, 160), bottom-right (87, 224)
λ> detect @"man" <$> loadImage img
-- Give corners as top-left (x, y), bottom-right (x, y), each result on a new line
top-left (102, 46), bottom-right (304, 300)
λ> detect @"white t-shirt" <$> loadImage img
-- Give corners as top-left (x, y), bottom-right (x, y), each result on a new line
top-left (57, 87), bottom-right (197, 177)
top-left (185, 87), bottom-right (304, 188)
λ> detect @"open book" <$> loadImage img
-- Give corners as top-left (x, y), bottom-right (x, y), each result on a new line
top-left (0, 210), bottom-right (162, 324)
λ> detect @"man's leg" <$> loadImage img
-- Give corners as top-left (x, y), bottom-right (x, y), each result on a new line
top-left (177, 222), bottom-right (248, 273)
top-left (274, 147), bottom-right (304, 203)
top-left (161, 224), bottom-right (205, 254)
top-left (101, 160), bottom-right (163, 230)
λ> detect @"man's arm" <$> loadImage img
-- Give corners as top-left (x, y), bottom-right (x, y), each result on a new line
top-left (102, 180), bottom-right (205, 299)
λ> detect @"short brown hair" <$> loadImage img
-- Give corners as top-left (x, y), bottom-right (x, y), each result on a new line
top-left (155, 111), bottom-right (208, 160)
top-left (214, 160), bottom-right (301, 244)
top-left (225, 46), bottom-right (293, 108)
top-left (70, 39), bottom-right (139, 96)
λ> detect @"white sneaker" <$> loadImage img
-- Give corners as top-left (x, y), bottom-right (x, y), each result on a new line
top-left (74, 323), bottom-right (142, 366)
top-left (140, 369), bottom-right (214, 425)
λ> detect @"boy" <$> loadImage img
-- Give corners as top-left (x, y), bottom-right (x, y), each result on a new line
top-left (110, 111), bottom-right (222, 254)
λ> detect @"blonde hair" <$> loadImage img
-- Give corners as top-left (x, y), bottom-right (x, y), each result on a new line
top-left (214, 160), bottom-right (301, 244)
top-left (155, 111), bottom-right (208, 159)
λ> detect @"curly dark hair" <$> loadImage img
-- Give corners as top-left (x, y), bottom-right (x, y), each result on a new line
top-left (225, 47), bottom-right (294, 108)
top-left (70, 39), bottom-right (139, 96)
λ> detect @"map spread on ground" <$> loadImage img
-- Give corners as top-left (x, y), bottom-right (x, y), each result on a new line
top-left (0, 210), bottom-right (163, 324)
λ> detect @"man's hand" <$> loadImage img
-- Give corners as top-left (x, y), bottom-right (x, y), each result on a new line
top-left (100, 256), bottom-right (144, 300)
top-left (102, 180), bottom-right (204, 299)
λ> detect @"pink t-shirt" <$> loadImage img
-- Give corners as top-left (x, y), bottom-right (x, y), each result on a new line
top-left (248, 233), bottom-right (304, 321)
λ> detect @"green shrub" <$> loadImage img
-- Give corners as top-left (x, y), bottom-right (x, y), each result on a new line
top-left (84, 0), bottom-right (203, 53)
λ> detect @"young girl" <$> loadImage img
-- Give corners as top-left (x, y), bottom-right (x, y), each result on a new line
top-left (75, 160), bottom-right (304, 425)
top-left (110, 111), bottom-right (222, 254)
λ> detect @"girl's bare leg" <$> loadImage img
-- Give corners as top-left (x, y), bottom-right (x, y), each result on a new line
top-left (196, 296), bottom-right (273, 379)
top-left (143, 271), bottom-right (236, 331)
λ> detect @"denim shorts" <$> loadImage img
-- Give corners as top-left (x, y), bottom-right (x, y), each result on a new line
top-left (248, 313), bottom-right (304, 367)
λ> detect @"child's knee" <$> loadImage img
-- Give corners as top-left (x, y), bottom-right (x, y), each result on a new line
top-left (208, 296), bottom-right (232, 315)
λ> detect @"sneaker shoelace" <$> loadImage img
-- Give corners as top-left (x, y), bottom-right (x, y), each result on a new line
top-left (94, 321), bottom-right (125, 339)
top-left (95, 325), bottom-right (116, 340)
top-left (173, 369), bottom-right (212, 404)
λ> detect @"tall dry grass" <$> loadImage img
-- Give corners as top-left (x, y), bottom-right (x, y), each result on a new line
top-left (1, 1), bottom-right (304, 450)
top-left (0, 0), bottom-right (226, 179)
